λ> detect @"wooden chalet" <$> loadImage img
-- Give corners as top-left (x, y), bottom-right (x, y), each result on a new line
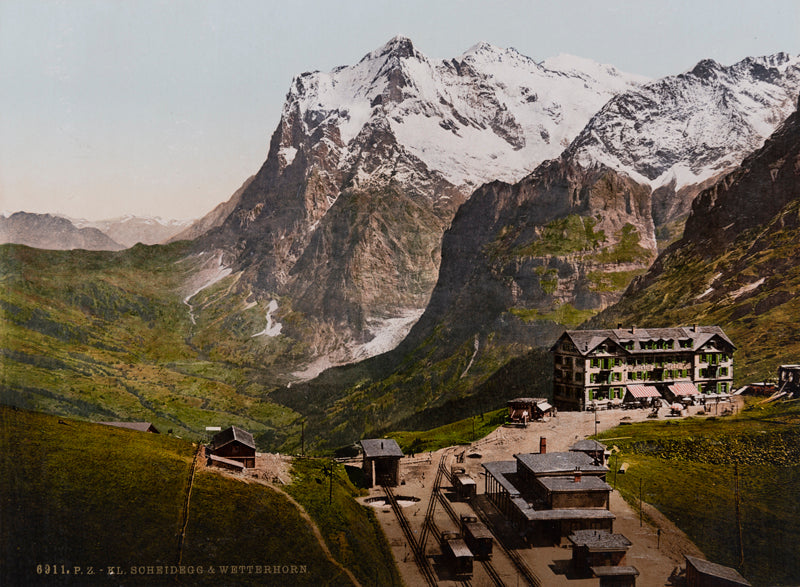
top-left (359, 438), bottom-right (403, 488)
top-left (207, 426), bottom-right (256, 468)
top-left (100, 421), bottom-right (160, 434)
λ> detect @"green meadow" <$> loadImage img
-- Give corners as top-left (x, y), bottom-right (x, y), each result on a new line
top-left (597, 400), bottom-right (800, 587)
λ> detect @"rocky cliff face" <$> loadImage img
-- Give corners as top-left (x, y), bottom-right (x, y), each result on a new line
top-left (0, 212), bottom-right (124, 251)
top-left (167, 176), bottom-right (255, 244)
top-left (402, 156), bottom-right (656, 355)
top-left (396, 53), bottom-right (800, 360)
top-left (192, 40), bottom-right (800, 375)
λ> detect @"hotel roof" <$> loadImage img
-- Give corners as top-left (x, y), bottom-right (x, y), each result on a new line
top-left (553, 326), bottom-right (734, 356)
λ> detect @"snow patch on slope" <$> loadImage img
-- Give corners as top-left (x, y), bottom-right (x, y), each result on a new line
top-left (252, 299), bottom-right (283, 337)
top-left (350, 309), bottom-right (424, 361)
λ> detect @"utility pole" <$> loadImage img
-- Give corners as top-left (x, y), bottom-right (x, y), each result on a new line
top-left (300, 420), bottom-right (305, 456)
top-left (639, 478), bottom-right (643, 527)
top-left (735, 463), bottom-right (745, 569)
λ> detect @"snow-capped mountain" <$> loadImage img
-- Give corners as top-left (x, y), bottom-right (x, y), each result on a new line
top-left (195, 36), bottom-right (649, 366)
top-left (277, 36), bottom-right (647, 203)
top-left (567, 53), bottom-right (800, 226)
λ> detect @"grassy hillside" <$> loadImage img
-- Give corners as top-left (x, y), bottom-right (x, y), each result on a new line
top-left (0, 406), bottom-right (400, 586)
top-left (391, 407), bottom-right (507, 454)
top-left (0, 243), bottom-right (304, 452)
top-left (285, 458), bottom-right (402, 587)
top-left (597, 400), bottom-right (800, 586)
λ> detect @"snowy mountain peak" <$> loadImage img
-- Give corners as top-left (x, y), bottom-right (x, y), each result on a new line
top-left (369, 34), bottom-right (419, 60)
top-left (567, 52), bottom-right (800, 226)
top-left (276, 37), bottom-right (648, 193)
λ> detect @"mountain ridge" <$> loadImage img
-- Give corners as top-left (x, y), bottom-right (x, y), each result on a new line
top-left (0, 212), bottom-right (125, 251)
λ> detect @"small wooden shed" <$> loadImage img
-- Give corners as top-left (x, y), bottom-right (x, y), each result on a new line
top-left (778, 364), bottom-right (800, 396)
top-left (569, 439), bottom-right (608, 465)
top-left (207, 454), bottom-right (246, 473)
top-left (207, 426), bottom-right (256, 468)
top-left (592, 565), bottom-right (640, 587)
top-left (569, 529), bottom-right (632, 571)
top-left (685, 555), bottom-right (751, 587)
top-left (359, 438), bottom-right (403, 487)
top-left (100, 421), bottom-right (160, 434)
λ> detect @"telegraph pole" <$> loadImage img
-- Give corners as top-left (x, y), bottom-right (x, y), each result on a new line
top-left (735, 463), bottom-right (745, 568)
top-left (300, 419), bottom-right (305, 456)
top-left (639, 478), bottom-right (643, 527)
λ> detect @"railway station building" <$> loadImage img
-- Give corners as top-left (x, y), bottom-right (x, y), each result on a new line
top-left (482, 447), bottom-right (615, 545)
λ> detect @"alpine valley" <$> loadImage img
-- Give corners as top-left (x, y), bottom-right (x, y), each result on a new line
top-left (2, 37), bottom-right (800, 452)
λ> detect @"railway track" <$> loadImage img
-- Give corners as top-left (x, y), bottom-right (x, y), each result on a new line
top-left (470, 497), bottom-right (542, 587)
top-left (419, 452), bottom-right (448, 551)
top-left (436, 456), bottom-right (506, 587)
top-left (382, 484), bottom-right (438, 587)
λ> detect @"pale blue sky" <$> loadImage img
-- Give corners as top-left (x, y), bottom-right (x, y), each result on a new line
top-left (1, 0), bottom-right (798, 220)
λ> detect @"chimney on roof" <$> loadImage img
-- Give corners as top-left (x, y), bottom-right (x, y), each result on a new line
top-left (692, 324), bottom-right (697, 332)
top-left (617, 323), bottom-right (622, 330)
top-left (574, 467), bottom-right (582, 483)
top-left (381, 441), bottom-right (384, 449)
top-left (539, 437), bottom-right (547, 454)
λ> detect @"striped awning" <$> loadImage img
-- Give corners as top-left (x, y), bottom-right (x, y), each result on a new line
top-left (626, 384), bottom-right (661, 398)
top-left (669, 382), bottom-right (699, 396)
